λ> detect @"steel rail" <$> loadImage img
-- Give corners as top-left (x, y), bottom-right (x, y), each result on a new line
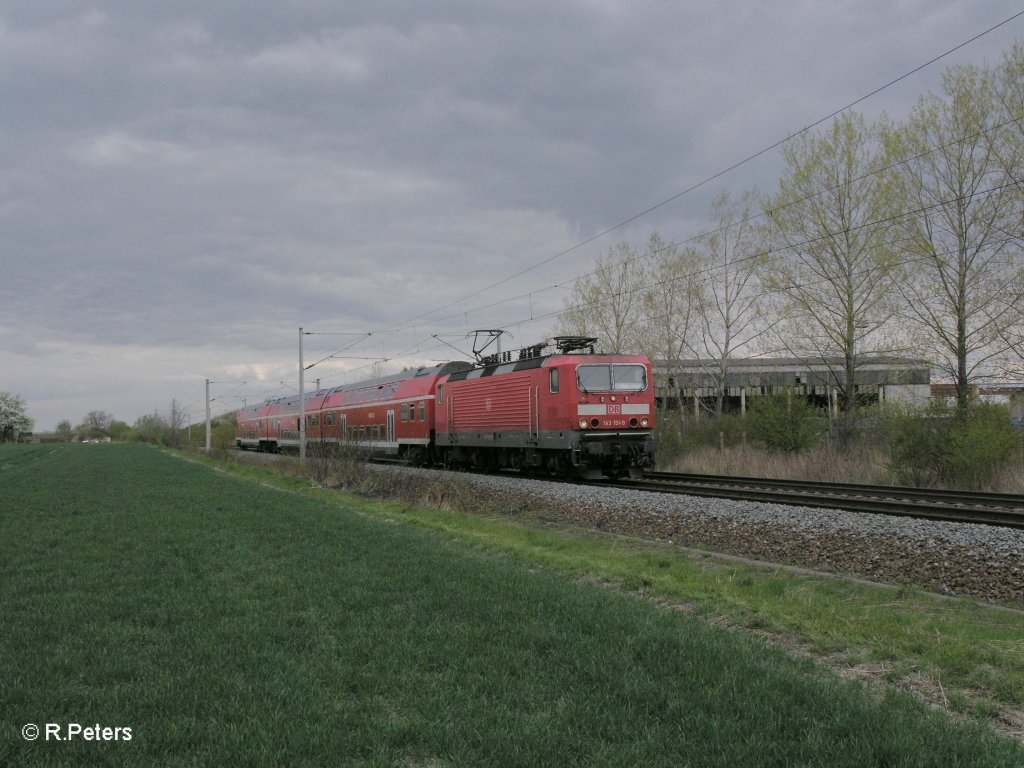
top-left (607, 472), bottom-right (1024, 530)
top-left (644, 471), bottom-right (1024, 508)
top-left (238, 449), bottom-right (1024, 529)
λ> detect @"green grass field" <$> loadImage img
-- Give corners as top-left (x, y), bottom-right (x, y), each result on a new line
top-left (1, 443), bottom-right (1021, 766)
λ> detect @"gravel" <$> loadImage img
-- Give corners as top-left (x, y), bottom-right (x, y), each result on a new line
top-left (380, 466), bottom-right (1024, 606)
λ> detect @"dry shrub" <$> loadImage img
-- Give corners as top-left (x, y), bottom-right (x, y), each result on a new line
top-left (667, 442), bottom-right (891, 484)
top-left (988, 459), bottom-right (1024, 493)
top-left (300, 444), bottom-right (479, 508)
top-left (666, 410), bottom-right (1024, 492)
top-left (304, 441), bottom-right (379, 490)
top-left (413, 476), bottom-right (480, 511)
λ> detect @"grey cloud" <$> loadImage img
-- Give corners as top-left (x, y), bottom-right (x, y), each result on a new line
top-left (1, 0), bottom-right (1021, 428)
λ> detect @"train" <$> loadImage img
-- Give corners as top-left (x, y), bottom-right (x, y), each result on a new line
top-left (235, 337), bottom-right (656, 479)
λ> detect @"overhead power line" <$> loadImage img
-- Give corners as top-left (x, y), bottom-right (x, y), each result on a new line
top-left (387, 8), bottom-right (1024, 333)
top-left (226, 11), bottom-right (1024, 394)
top-left (416, 112), bottom-right (1023, 330)
top-left (380, 178), bottom-right (1021, 363)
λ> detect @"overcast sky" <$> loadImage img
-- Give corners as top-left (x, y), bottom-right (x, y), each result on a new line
top-left (3, 1), bottom-right (1022, 431)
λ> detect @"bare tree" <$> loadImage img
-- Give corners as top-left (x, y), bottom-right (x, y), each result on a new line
top-left (993, 41), bottom-right (1024, 193)
top-left (559, 241), bottom-right (647, 353)
top-left (987, 43), bottom-right (1024, 375)
top-left (133, 412), bottom-right (168, 444)
top-left (79, 410), bottom-right (113, 439)
top-left (692, 189), bottom-right (769, 417)
top-left (167, 399), bottom-right (186, 448)
top-left (765, 111), bottom-right (899, 420)
top-left (885, 64), bottom-right (1024, 407)
top-left (55, 419), bottom-right (74, 442)
top-left (634, 232), bottom-right (700, 405)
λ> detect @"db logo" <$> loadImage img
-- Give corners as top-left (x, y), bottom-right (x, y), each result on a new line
top-left (607, 404), bottom-right (622, 414)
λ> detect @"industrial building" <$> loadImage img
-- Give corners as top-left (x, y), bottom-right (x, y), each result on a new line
top-left (652, 357), bottom-right (932, 416)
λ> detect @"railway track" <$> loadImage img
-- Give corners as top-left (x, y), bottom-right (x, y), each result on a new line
top-left (607, 472), bottom-right (1024, 530)
top-left (238, 449), bottom-right (1024, 530)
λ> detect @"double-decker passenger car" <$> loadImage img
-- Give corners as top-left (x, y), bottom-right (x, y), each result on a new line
top-left (235, 362), bottom-right (471, 457)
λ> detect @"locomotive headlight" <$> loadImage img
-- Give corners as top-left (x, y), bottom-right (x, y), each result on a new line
top-left (578, 418), bottom-right (588, 429)
top-left (641, 418), bottom-right (650, 427)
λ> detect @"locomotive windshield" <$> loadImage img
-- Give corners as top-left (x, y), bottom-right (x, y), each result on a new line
top-left (576, 364), bottom-right (648, 392)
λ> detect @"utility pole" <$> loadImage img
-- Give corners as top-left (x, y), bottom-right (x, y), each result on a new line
top-left (297, 327), bottom-right (371, 461)
top-left (205, 378), bottom-right (211, 451)
top-left (170, 399), bottom-right (182, 448)
top-left (299, 327), bottom-right (306, 463)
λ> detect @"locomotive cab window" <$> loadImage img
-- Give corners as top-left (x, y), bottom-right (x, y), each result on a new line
top-left (612, 364), bottom-right (647, 391)
top-left (549, 368), bottom-right (559, 393)
top-left (576, 364), bottom-right (647, 393)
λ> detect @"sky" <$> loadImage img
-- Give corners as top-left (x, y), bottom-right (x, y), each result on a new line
top-left (3, 1), bottom-right (1023, 431)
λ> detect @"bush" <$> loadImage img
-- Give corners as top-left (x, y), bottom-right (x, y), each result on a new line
top-left (653, 410), bottom-right (687, 464)
top-left (947, 403), bottom-right (1021, 487)
top-left (883, 403), bottom-right (950, 487)
top-left (746, 395), bottom-right (827, 453)
top-left (884, 401), bottom-right (1020, 489)
top-left (654, 410), bottom-right (749, 464)
top-left (685, 413), bottom-right (748, 450)
top-left (304, 441), bottom-right (364, 488)
top-left (211, 417), bottom-right (237, 460)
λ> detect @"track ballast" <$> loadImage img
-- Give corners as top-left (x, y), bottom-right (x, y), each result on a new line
top-left (607, 471), bottom-right (1024, 530)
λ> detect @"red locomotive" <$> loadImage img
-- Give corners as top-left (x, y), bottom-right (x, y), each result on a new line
top-left (236, 337), bottom-right (656, 478)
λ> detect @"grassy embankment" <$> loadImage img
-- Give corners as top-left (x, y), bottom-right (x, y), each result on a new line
top-left (206, 449), bottom-right (1024, 735)
top-left (0, 443), bottom-right (1021, 766)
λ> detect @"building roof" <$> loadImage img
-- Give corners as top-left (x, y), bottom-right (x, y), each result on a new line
top-left (652, 356), bottom-right (930, 372)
